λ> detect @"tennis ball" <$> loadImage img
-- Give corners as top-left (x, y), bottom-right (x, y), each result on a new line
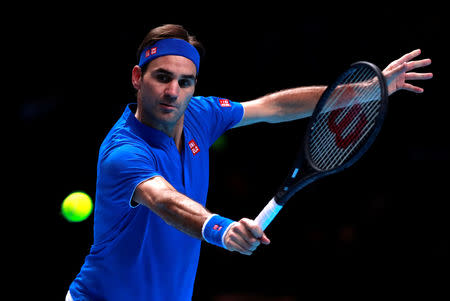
top-left (61, 192), bottom-right (93, 222)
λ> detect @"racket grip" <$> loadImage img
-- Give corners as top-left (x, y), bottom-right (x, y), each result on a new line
top-left (254, 197), bottom-right (283, 231)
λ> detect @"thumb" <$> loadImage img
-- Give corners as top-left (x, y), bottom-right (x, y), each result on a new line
top-left (260, 233), bottom-right (271, 245)
top-left (240, 218), bottom-right (271, 245)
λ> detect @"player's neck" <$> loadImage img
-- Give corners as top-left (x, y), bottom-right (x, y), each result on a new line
top-left (135, 107), bottom-right (184, 152)
top-left (170, 116), bottom-right (184, 152)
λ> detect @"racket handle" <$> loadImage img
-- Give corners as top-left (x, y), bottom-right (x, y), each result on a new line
top-left (254, 197), bottom-right (283, 231)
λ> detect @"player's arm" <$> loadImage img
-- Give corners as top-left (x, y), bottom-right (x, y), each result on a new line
top-left (234, 86), bottom-right (327, 127)
top-left (234, 49), bottom-right (431, 128)
top-left (133, 176), bottom-right (209, 239)
top-left (133, 176), bottom-right (269, 255)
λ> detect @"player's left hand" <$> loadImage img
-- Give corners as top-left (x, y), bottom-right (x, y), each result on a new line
top-left (383, 49), bottom-right (433, 95)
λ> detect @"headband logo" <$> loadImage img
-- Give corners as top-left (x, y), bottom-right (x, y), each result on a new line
top-left (145, 47), bottom-right (158, 58)
top-left (139, 39), bottom-right (200, 74)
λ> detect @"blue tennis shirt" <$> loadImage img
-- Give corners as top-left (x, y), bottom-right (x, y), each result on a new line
top-left (69, 96), bottom-right (243, 301)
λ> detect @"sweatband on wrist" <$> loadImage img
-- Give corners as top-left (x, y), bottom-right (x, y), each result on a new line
top-left (138, 38), bottom-right (201, 74)
top-left (202, 214), bottom-right (235, 249)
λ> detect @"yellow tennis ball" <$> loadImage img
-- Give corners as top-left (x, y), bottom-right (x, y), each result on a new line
top-left (61, 192), bottom-right (93, 222)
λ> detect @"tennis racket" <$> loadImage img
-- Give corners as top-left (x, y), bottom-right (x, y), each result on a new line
top-left (255, 61), bottom-right (388, 231)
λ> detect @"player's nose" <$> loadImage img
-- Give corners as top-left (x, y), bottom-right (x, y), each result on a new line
top-left (164, 80), bottom-right (180, 101)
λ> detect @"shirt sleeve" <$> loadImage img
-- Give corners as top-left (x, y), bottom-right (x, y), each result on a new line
top-left (99, 143), bottom-right (161, 208)
top-left (188, 96), bottom-right (244, 147)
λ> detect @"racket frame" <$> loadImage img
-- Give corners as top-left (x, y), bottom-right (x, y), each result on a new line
top-left (274, 61), bottom-right (388, 206)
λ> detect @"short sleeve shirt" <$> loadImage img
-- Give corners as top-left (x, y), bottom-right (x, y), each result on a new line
top-left (69, 97), bottom-right (244, 301)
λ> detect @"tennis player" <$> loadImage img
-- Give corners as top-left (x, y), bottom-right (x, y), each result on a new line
top-left (66, 24), bottom-right (432, 301)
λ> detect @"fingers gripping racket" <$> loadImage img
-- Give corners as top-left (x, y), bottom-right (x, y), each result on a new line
top-left (255, 62), bottom-right (388, 231)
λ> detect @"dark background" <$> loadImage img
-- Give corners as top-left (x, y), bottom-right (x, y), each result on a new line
top-left (18, 4), bottom-right (448, 300)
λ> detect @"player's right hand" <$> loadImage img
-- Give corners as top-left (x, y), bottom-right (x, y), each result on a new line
top-left (223, 218), bottom-right (270, 255)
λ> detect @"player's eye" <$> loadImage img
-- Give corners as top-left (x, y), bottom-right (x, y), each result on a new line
top-left (178, 78), bottom-right (195, 88)
top-left (155, 74), bottom-right (172, 83)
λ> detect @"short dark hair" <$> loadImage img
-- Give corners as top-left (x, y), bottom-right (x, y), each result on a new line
top-left (136, 24), bottom-right (205, 74)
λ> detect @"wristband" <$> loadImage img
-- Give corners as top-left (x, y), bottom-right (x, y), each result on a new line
top-left (202, 214), bottom-right (236, 249)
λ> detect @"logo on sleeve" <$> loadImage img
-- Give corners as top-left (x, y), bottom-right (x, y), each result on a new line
top-left (219, 98), bottom-right (231, 107)
top-left (188, 139), bottom-right (200, 156)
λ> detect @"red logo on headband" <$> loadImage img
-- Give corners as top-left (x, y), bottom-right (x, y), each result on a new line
top-left (145, 47), bottom-right (157, 58)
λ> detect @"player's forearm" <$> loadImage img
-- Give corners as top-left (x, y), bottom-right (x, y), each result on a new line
top-left (260, 86), bottom-right (326, 122)
top-left (153, 189), bottom-right (211, 239)
top-left (134, 177), bottom-right (211, 240)
top-left (133, 177), bottom-right (267, 255)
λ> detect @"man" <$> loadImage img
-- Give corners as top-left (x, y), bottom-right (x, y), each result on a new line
top-left (67, 24), bottom-right (432, 301)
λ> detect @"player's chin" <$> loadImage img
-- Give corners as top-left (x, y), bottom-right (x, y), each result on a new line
top-left (157, 111), bottom-right (182, 125)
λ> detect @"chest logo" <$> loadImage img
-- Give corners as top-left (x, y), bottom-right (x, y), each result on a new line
top-left (188, 139), bottom-right (200, 156)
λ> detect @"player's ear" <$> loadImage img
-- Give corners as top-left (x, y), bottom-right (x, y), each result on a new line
top-left (132, 65), bottom-right (142, 90)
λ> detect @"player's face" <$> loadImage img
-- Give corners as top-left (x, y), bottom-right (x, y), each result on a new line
top-left (134, 55), bottom-right (197, 135)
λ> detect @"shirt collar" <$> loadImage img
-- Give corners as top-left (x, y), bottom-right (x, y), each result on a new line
top-left (123, 103), bottom-right (174, 147)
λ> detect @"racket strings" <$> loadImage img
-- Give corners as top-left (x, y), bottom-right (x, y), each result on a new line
top-left (310, 70), bottom-right (378, 151)
top-left (320, 101), bottom-right (380, 170)
top-left (312, 87), bottom-right (381, 168)
top-left (321, 66), bottom-right (374, 114)
top-left (312, 87), bottom-right (381, 169)
top-left (309, 66), bottom-right (382, 170)
top-left (311, 67), bottom-right (376, 134)
top-left (311, 96), bottom-right (380, 169)
top-left (310, 67), bottom-right (376, 148)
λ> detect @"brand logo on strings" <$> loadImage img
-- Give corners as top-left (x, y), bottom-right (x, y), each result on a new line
top-left (327, 104), bottom-right (368, 149)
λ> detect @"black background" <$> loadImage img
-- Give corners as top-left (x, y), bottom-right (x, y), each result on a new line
top-left (17, 4), bottom-right (448, 300)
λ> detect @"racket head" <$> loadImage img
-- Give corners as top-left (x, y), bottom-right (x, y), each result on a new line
top-left (305, 61), bottom-right (388, 173)
top-left (274, 62), bottom-right (388, 206)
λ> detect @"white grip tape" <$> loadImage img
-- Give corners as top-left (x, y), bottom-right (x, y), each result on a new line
top-left (254, 197), bottom-right (283, 231)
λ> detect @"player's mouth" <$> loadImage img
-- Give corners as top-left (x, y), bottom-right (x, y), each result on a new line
top-left (159, 103), bottom-right (177, 110)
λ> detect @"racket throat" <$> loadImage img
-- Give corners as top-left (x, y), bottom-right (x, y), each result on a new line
top-left (275, 169), bottom-right (322, 205)
top-left (281, 167), bottom-right (300, 194)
